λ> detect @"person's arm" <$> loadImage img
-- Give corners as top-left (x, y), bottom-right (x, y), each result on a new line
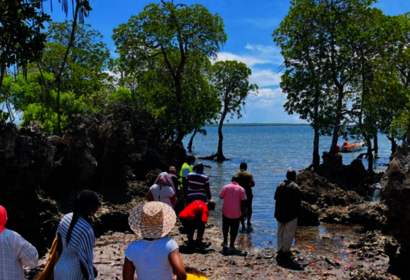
top-left (168, 249), bottom-right (187, 280)
top-left (15, 234), bottom-right (39, 268)
top-left (294, 187), bottom-right (302, 216)
top-left (146, 189), bottom-right (154, 202)
top-left (205, 182), bottom-right (211, 200)
top-left (170, 194), bottom-right (177, 207)
top-left (240, 200), bottom-right (247, 219)
top-left (220, 187), bottom-right (225, 199)
top-left (123, 257), bottom-right (136, 280)
top-left (56, 233), bottom-right (63, 256)
top-left (250, 178), bottom-right (255, 188)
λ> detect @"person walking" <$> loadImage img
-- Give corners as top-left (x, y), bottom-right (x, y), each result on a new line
top-left (234, 162), bottom-right (255, 229)
top-left (0, 205), bottom-right (39, 280)
top-left (54, 190), bottom-right (101, 280)
top-left (178, 200), bottom-right (215, 250)
top-left (123, 202), bottom-right (187, 280)
top-left (274, 170), bottom-right (301, 261)
top-left (184, 163), bottom-right (212, 204)
top-left (220, 176), bottom-right (247, 255)
top-left (147, 172), bottom-right (177, 208)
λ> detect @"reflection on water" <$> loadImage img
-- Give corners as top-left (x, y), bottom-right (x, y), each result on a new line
top-left (183, 126), bottom-right (388, 261)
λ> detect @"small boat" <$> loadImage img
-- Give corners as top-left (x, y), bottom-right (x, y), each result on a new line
top-left (340, 141), bottom-right (365, 153)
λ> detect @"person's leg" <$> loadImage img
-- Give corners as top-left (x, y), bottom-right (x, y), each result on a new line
top-left (229, 218), bottom-right (240, 248)
top-left (277, 221), bottom-right (285, 254)
top-left (195, 220), bottom-right (206, 246)
top-left (240, 213), bottom-right (246, 230)
top-left (282, 218), bottom-right (298, 253)
top-left (222, 215), bottom-right (229, 246)
top-left (247, 196), bottom-right (253, 226)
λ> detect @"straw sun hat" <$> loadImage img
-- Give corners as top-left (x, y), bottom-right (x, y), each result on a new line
top-left (128, 202), bottom-right (176, 239)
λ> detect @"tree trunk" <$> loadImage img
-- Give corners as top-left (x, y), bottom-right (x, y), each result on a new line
top-left (187, 129), bottom-right (197, 153)
top-left (365, 135), bottom-right (374, 174)
top-left (56, 82), bottom-right (62, 135)
top-left (0, 63), bottom-right (5, 93)
top-left (407, 117), bottom-right (410, 146)
top-left (330, 87), bottom-right (344, 153)
top-left (216, 111), bottom-right (227, 162)
top-left (175, 129), bottom-right (184, 144)
top-left (388, 136), bottom-right (397, 155)
top-left (313, 126), bottom-right (320, 168)
top-left (312, 89), bottom-right (320, 168)
top-left (373, 133), bottom-right (379, 158)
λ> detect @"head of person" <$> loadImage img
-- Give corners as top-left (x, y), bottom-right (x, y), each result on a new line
top-left (231, 175), bottom-right (240, 183)
top-left (286, 169), bottom-right (297, 181)
top-left (187, 155), bottom-right (196, 165)
top-left (128, 201), bottom-right (176, 240)
top-left (169, 166), bottom-right (177, 175)
top-left (155, 172), bottom-right (175, 191)
top-left (207, 200), bottom-right (216, 211)
top-left (67, 190), bottom-right (101, 244)
top-left (194, 162), bottom-right (204, 174)
top-left (240, 162), bottom-right (247, 171)
top-left (0, 205), bottom-right (7, 233)
top-left (343, 141), bottom-right (348, 146)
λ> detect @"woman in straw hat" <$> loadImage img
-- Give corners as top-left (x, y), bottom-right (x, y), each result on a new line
top-left (123, 201), bottom-right (187, 280)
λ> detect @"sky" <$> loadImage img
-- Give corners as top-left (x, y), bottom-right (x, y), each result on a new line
top-left (40, 0), bottom-right (410, 124)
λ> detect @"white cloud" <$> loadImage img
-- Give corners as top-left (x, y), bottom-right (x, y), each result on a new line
top-left (250, 69), bottom-right (282, 87)
top-left (245, 44), bottom-right (283, 65)
top-left (244, 17), bottom-right (280, 29)
top-left (256, 88), bottom-right (283, 98)
top-left (215, 52), bottom-right (270, 67)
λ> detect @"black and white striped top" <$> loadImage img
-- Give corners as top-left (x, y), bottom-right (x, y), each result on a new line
top-left (54, 213), bottom-right (95, 280)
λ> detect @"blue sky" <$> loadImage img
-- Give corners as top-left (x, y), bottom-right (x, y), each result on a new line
top-left (41, 0), bottom-right (410, 123)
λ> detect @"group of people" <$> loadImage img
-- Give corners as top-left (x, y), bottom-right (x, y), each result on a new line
top-left (0, 156), bottom-right (302, 280)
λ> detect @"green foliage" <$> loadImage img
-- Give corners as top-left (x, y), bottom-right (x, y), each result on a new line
top-left (112, 1), bottom-right (227, 142)
top-left (213, 60), bottom-right (258, 120)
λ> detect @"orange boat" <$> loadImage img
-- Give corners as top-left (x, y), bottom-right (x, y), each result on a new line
top-left (340, 141), bottom-right (365, 153)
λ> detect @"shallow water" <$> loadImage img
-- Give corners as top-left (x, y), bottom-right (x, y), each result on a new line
top-left (183, 125), bottom-right (389, 262)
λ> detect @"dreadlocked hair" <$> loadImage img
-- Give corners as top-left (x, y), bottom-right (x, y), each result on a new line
top-left (66, 190), bottom-right (100, 245)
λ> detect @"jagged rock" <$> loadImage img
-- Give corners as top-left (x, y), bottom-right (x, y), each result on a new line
top-left (349, 269), bottom-right (389, 280)
top-left (0, 120), bottom-right (55, 194)
top-left (50, 115), bottom-right (97, 188)
top-left (297, 170), bottom-right (363, 208)
top-left (348, 202), bottom-right (387, 231)
top-left (321, 206), bottom-right (350, 224)
top-left (298, 201), bottom-right (320, 226)
top-left (348, 231), bottom-right (399, 260)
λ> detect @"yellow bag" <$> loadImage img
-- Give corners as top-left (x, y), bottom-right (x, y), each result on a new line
top-left (187, 273), bottom-right (208, 280)
top-left (35, 238), bottom-right (60, 280)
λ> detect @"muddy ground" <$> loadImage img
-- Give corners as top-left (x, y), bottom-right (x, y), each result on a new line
top-left (27, 221), bottom-right (399, 280)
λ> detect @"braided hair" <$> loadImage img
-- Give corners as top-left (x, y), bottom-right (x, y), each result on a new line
top-left (66, 190), bottom-right (100, 245)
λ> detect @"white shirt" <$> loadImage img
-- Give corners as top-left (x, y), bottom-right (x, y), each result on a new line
top-left (0, 229), bottom-right (38, 280)
top-left (125, 238), bottom-right (178, 280)
top-left (150, 184), bottom-right (175, 207)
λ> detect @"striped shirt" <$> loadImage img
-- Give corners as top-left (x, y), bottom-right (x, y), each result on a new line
top-left (186, 172), bottom-right (210, 198)
top-left (54, 213), bottom-right (96, 280)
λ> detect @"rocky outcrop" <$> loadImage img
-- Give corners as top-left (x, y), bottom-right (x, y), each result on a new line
top-left (380, 143), bottom-right (410, 278)
top-left (298, 201), bottom-right (320, 226)
top-left (0, 114), bottom-right (186, 254)
top-left (297, 170), bottom-right (363, 208)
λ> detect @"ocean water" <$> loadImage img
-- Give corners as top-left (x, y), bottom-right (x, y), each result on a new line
top-left (182, 125), bottom-right (390, 253)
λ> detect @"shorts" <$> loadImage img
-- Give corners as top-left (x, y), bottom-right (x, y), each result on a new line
top-left (180, 217), bottom-right (202, 230)
top-left (222, 215), bottom-right (240, 235)
top-left (186, 194), bottom-right (208, 205)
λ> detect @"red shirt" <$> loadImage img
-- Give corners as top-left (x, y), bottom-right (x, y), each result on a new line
top-left (179, 200), bottom-right (209, 223)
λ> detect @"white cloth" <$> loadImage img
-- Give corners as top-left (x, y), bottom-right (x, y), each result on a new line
top-left (125, 238), bottom-right (178, 280)
top-left (0, 229), bottom-right (38, 280)
top-left (277, 218), bottom-right (297, 252)
top-left (54, 213), bottom-right (96, 280)
top-left (150, 184), bottom-right (175, 207)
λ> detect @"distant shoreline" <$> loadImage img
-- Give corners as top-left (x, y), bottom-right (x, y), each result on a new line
top-left (205, 123), bottom-right (310, 127)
